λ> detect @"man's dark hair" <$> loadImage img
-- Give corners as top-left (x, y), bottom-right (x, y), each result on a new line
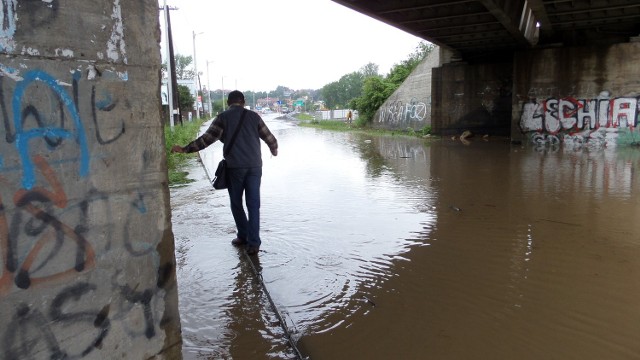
top-left (227, 90), bottom-right (245, 104)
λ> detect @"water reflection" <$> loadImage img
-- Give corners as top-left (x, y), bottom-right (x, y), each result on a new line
top-left (520, 144), bottom-right (638, 199)
top-left (259, 124), bottom-right (437, 337)
top-left (172, 116), bottom-right (640, 359)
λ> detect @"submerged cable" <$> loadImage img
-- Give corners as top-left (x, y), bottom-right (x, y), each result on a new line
top-left (198, 156), bottom-right (309, 360)
top-left (197, 158), bottom-right (307, 357)
top-left (243, 251), bottom-right (308, 360)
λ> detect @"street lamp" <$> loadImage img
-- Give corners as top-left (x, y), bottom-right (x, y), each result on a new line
top-left (192, 30), bottom-right (204, 119)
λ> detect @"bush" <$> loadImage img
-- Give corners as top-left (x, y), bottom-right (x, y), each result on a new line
top-left (419, 126), bottom-right (431, 136)
top-left (355, 77), bottom-right (393, 125)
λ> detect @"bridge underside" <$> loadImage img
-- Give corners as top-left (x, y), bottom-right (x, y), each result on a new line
top-left (333, 1), bottom-right (640, 144)
top-left (332, 0), bottom-right (640, 63)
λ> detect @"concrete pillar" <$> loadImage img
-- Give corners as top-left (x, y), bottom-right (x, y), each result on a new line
top-left (0, 1), bottom-right (182, 359)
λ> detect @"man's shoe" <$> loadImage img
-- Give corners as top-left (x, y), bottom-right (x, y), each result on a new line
top-left (246, 246), bottom-right (260, 256)
top-left (231, 238), bottom-right (246, 247)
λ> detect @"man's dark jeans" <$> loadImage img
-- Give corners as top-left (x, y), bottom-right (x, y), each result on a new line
top-left (227, 167), bottom-right (262, 248)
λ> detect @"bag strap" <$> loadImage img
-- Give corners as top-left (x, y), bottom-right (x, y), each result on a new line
top-left (223, 108), bottom-right (247, 158)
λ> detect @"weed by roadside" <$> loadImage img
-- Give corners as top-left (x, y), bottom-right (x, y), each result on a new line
top-left (294, 112), bottom-right (432, 139)
top-left (165, 119), bottom-right (205, 185)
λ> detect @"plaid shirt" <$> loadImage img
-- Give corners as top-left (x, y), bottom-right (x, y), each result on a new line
top-left (182, 111), bottom-right (278, 156)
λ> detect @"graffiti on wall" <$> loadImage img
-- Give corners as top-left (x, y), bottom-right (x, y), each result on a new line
top-left (378, 97), bottom-right (429, 126)
top-left (520, 91), bottom-right (640, 147)
top-left (0, 0), bottom-right (172, 355)
top-left (0, 64), bottom-right (170, 358)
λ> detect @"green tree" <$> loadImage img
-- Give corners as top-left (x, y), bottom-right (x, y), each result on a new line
top-left (341, 72), bottom-right (365, 105)
top-left (387, 42), bottom-right (433, 86)
top-left (360, 62), bottom-right (380, 78)
top-left (271, 85), bottom-right (294, 100)
top-left (321, 81), bottom-right (340, 109)
top-left (177, 84), bottom-right (195, 111)
top-left (354, 77), bottom-right (394, 125)
top-left (174, 54), bottom-right (195, 80)
top-left (211, 97), bottom-right (224, 114)
top-left (162, 54), bottom-right (195, 80)
top-left (321, 71), bottom-right (365, 109)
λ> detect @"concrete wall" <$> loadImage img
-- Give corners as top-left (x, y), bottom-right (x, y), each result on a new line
top-left (431, 60), bottom-right (513, 137)
top-left (0, 1), bottom-right (182, 359)
top-left (372, 38), bottom-right (639, 146)
top-left (512, 42), bottom-right (640, 147)
top-left (372, 45), bottom-right (513, 137)
top-left (372, 47), bottom-right (443, 131)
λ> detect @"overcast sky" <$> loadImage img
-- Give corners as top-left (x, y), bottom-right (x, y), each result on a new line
top-left (158, 0), bottom-right (424, 92)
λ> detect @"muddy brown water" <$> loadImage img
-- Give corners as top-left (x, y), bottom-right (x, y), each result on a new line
top-left (170, 114), bottom-right (640, 359)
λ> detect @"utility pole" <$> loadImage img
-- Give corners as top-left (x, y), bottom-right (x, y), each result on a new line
top-left (161, 2), bottom-right (179, 127)
top-left (192, 31), bottom-right (203, 119)
top-left (206, 60), bottom-right (214, 118)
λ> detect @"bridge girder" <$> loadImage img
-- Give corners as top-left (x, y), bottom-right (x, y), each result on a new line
top-left (332, 0), bottom-right (640, 62)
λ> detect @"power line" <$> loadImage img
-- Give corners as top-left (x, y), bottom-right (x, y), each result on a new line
top-left (244, 251), bottom-right (309, 360)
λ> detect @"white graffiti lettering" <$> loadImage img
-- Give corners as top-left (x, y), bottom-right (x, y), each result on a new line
top-left (520, 96), bottom-right (638, 133)
top-left (378, 98), bottom-right (428, 125)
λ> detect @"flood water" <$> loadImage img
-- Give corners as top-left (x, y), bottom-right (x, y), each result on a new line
top-left (170, 114), bottom-right (640, 359)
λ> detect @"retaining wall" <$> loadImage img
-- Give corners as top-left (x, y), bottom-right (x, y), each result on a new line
top-left (372, 47), bottom-right (444, 131)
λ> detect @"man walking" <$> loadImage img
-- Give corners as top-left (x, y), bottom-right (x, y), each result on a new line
top-left (172, 90), bottom-right (278, 255)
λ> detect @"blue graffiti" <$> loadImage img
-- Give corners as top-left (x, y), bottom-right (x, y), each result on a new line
top-left (13, 70), bottom-right (89, 190)
top-left (132, 192), bottom-right (147, 214)
top-left (95, 92), bottom-right (115, 111)
top-left (0, 64), bottom-right (19, 78)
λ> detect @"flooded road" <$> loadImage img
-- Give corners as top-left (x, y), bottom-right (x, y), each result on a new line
top-left (170, 114), bottom-right (640, 359)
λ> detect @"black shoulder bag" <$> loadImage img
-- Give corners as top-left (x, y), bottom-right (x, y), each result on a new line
top-left (212, 109), bottom-right (247, 189)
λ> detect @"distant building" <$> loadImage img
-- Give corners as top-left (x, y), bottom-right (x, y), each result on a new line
top-left (314, 100), bottom-right (327, 110)
top-left (256, 97), bottom-right (280, 109)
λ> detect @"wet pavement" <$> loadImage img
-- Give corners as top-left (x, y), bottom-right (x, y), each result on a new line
top-left (170, 114), bottom-right (640, 359)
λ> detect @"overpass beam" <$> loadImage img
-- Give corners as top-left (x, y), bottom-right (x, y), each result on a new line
top-left (478, 0), bottom-right (537, 46)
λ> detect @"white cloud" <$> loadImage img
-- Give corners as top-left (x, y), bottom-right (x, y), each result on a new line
top-left (159, 0), bottom-right (424, 92)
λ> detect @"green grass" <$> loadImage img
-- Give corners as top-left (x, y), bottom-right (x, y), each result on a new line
top-left (617, 128), bottom-right (640, 147)
top-left (165, 119), bottom-right (205, 185)
top-left (294, 112), bottom-right (433, 138)
top-left (298, 119), bottom-right (354, 131)
top-left (294, 113), bottom-right (315, 121)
